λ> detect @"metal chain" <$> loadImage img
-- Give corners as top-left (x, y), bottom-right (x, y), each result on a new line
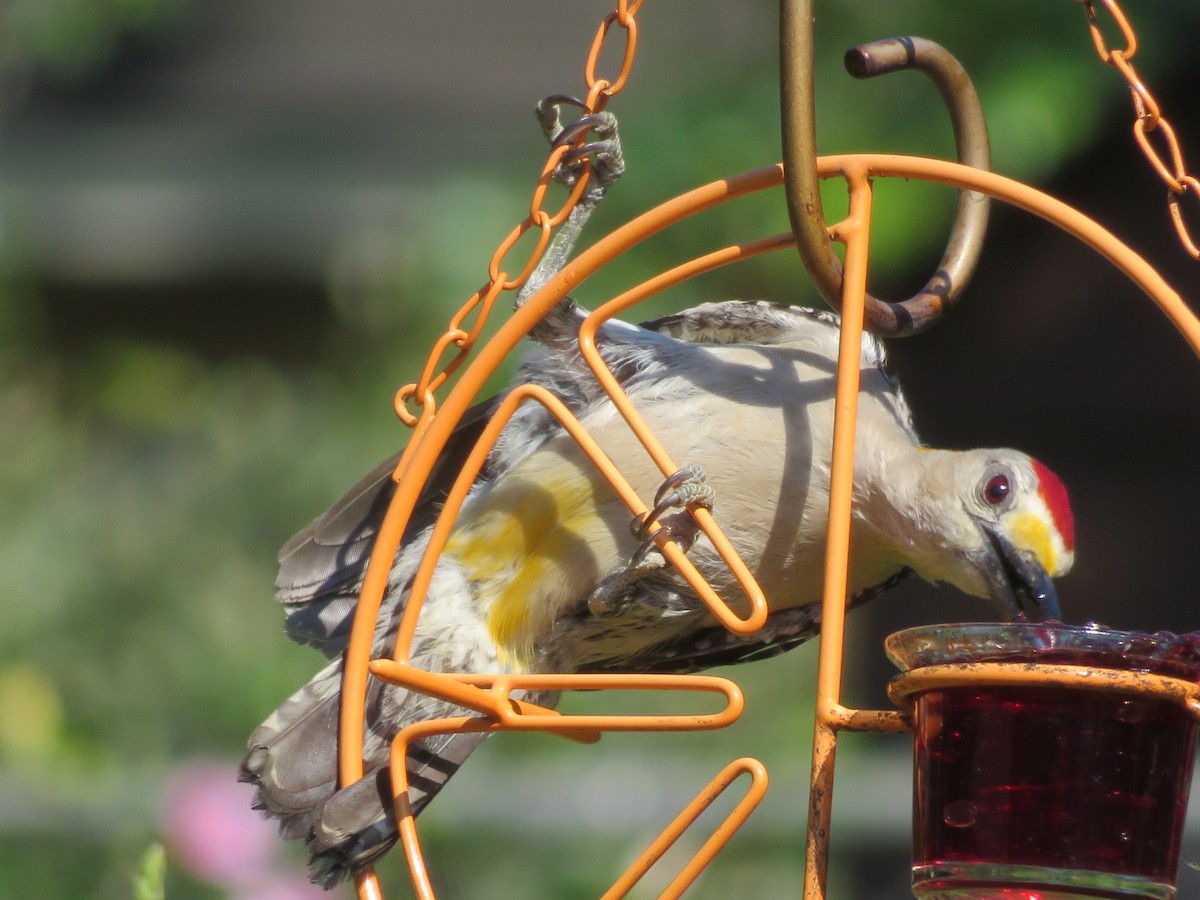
top-left (395, 0), bottom-right (644, 427)
top-left (1076, 0), bottom-right (1199, 258)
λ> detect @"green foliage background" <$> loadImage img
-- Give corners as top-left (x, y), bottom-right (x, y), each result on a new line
top-left (1, 1), bottom-right (1198, 897)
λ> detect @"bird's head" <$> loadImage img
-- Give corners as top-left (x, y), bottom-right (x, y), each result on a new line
top-left (907, 448), bottom-right (1075, 621)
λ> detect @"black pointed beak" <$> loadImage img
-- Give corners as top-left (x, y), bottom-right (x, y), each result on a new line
top-left (976, 520), bottom-right (1061, 621)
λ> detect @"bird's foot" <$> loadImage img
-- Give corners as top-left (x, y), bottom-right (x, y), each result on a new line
top-left (516, 99), bottom-right (624, 313)
top-left (586, 468), bottom-right (713, 619)
top-left (534, 97), bottom-right (625, 193)
top-left (629, 465), bottom-right (714, 566)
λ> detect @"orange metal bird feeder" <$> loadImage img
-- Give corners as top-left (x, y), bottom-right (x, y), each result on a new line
top-left (331, 1), bottom-right (1200, 898)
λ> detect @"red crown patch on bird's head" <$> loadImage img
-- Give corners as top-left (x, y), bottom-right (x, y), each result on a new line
top-left (1031, 459), bottom-right (1074, 552)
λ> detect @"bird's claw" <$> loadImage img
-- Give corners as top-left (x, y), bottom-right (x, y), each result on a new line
top-left (639, 465), bottom-right (716, 536)
top-left (535, 96), bottom-right (624, 190)
top-left (629, 466), bottom-right (714, 566)
top-left (535, 94), bottom-right (582, 144)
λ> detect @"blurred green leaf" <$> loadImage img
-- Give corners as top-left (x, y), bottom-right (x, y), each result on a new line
top-left (132, 842), bottom-right (166, 900)
top-left (2, 2), bottom-right (1198, 896)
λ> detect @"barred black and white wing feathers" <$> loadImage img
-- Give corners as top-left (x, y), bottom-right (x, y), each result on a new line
top-left (275, 399), bottom-right (498, 656)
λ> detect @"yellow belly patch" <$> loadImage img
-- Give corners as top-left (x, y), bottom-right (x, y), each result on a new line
top-left (445, 463), bottom-right (613, 668)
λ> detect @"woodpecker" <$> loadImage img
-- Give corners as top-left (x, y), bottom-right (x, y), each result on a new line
top-left (241, 297), bottom-right (1075, 887)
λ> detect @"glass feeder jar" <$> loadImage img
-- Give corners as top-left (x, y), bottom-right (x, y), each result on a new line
top-left (887, 623), bottom-right (1200, 900)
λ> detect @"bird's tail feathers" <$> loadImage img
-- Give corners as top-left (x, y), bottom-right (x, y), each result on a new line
top-left (241, 658), bottom-right (501, 888)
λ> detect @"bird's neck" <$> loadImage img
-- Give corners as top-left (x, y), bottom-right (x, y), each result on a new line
top-left (853, 440), bottom-right (957, 584)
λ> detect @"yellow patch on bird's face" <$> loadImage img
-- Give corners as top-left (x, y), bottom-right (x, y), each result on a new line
top-left (1007, 506), bottom-right (1072, 578)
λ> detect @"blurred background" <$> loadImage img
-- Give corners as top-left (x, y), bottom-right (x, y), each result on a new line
top-left (2, 1), bottom-right (1199, 897)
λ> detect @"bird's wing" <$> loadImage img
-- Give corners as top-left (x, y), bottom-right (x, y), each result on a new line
top-left (639, 299), bottom-right (844, 345)
top-left (270, 297), bottom-right (651, 654)
top-left (639, 299), bottom-right (916, 439)
top-left (272, 297), bottom-right (612, 654)
top-left (275, 396), bottom-right (499, 653)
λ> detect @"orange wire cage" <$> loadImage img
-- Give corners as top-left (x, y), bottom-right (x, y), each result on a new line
top-left (305, 2), bottom-right (1200, 898)
top-left (346, 155), bottom-right (1200, 900)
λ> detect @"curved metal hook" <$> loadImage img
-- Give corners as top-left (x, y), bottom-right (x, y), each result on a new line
top-left (780, 9), bottom-right (992, 335)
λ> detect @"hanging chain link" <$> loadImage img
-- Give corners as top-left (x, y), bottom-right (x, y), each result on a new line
top-left (395, 0), bottom-right (644, 427)
top-left (1076, 0), bottom-right (1200, 258)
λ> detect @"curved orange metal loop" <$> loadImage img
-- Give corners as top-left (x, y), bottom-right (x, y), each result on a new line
top-left (601, 757), bottom-right (769, 900)
top-left (575, 238), bottom-right (817, 635)
top-left (393, 383), bottom-right (436, 428)
top-left (1116, 52), bottom-right (1162, 128)
top-left (376, 668), bottom-right (745, 733)
top-left (414, 329), bottom-right (470, 401)
top-left (1133, 115), bottom-right (1186, 192)
top-left (382, 673), bottom-right (745, 900)
top-left (386, 716), bottom-right (479, 900)
top-left (583, 79), bottom-right (612, 114)
top-left (1169, 175), bottom-right (1200, 259)
top-left (780, 16), bottom-right (992, 335)
top-left (530, 143), bottom-right (594, 229)
top-left (353, 870), bottom-right (384, 900)
top-left (488, 216), bottom-right (554, 292)
top-left (585, 10), bottom-right (638, 97)
top-left (614, 0), bottom-right (643, 28)
top-left (1083, 0), bottom-right (1138, 65)
top-left (447, 278), bottom-right (507, 348)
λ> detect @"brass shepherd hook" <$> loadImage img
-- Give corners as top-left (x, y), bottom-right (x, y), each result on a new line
top-left (780, 0), bottom-right (992, 335)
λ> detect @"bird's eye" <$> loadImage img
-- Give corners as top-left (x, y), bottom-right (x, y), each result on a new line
top-left (983, 474), bottom-right (1011, 505)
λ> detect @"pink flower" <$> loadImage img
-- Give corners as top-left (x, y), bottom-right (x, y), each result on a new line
top-left (162, 759), bottom-right (281, 887)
